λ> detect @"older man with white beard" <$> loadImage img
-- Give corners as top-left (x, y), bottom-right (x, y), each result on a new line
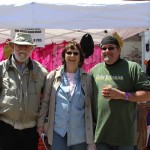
top-left (0, 32), bottom-right (48, 150)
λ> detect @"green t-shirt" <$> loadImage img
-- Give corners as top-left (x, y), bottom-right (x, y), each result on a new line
top-left (90, 59), bottom-right (150, 146)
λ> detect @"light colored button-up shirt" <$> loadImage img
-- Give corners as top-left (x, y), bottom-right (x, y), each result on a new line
top-left (54, 69), bottom-right (86, 146)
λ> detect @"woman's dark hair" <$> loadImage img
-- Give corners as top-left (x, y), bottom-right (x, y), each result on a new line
top-left (146, 60), bottom-right (150, 76)
top-left (61, 41), bottom-right (85, 67)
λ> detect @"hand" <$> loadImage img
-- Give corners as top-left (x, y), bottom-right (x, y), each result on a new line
top-left (87, 143), bottom-right (96, 150)
top-left (37, 126), bottom-right (44, 136)
top-left (102, 84), bottom-right (112, 99)
top-left (102, 87), bottom-right (124, 100)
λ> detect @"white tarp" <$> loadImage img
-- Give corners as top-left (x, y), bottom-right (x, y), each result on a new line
top-left (0, 0), bottom-right (149, 28)
top-left (0, 1), bottom-right (149, 44)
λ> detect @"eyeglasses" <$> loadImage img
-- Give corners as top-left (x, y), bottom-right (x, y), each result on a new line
top-left (101, 46), bottom-right (117, 51)
top-left (66, 51), bottom-right (79, 56)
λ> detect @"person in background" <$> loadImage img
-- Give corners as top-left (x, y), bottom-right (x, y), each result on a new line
top-left (90, 35), bottom-right (150, 150)
top-left (37, 41), bottom-right (95, 150)
top-left (146, 59), bottom-right (150, 78)
top-left (0, 32), bottom-right (48, 150)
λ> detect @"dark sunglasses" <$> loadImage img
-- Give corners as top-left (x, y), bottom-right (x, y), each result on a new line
top-left (101, 46), bottom-right (117, 51)
top-left (66, 51), bottom-right (79, 56)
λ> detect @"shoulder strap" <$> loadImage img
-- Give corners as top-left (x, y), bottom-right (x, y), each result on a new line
top-left (0, 64), bottom-right (3, 92)
top-left (49, 69), bottom-right (56, 91)
top-left (44, 69), bottom-right (56, 117)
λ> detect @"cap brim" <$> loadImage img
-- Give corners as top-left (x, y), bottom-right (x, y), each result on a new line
top-left (9, 41), bottom-right (37, 46)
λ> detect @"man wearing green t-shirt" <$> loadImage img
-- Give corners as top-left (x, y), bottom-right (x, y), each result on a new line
top-left (90, 35), bottom-right (150, 150)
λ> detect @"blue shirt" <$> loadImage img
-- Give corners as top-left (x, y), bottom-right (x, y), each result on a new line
top-left (54, 68), bottom-right (86, 146)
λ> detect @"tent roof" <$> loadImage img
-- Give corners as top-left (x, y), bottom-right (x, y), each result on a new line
top-left (0, 28), bottom-right (148, 45)
top-left (0, 0), bottom-right (150, 29)
top-left (0, 1), bottom-right (149, 44)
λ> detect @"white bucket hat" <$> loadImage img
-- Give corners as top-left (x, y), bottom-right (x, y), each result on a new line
top-left (9, 32), bottom-right (37, 46)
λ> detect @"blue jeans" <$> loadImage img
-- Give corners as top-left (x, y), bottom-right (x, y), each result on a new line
top-left (96, 142), bottom-right (135, 150)
top-left (52, 131), bottom-right (87, 150)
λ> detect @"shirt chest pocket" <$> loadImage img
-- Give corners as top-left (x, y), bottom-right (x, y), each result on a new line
top-left (28, 80), bottom-right (38, 94)
top-left (73, 92), bottom-right (85, 110)
top-left (3, 77), bottom-right (18, 95)
top-left (28, 79), bottom-right (43, 95)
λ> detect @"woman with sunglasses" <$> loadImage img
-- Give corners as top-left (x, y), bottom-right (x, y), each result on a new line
top-left (37, 41), bottom-right (95, 150)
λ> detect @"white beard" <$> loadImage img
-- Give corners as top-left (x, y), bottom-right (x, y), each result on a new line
top-left (13, 49), bottom-right (30, 63)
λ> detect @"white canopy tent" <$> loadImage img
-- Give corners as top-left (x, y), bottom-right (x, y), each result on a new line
top-left (0, 0), bottom-right (149, 44)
